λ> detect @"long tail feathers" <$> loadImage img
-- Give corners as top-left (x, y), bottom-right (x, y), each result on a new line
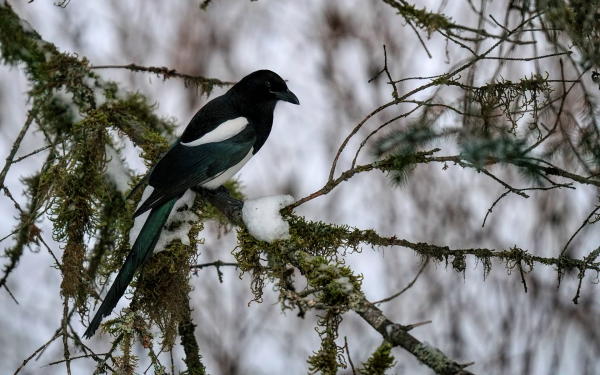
top-left (83, 198), bottom-right (178, 338)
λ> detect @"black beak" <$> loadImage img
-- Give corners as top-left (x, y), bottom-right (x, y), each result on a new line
top-left (274, 89), bottom-right (300, 105)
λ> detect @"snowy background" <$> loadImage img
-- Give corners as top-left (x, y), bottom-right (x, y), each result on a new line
top-left (1, 1), bottom-right (599, 374)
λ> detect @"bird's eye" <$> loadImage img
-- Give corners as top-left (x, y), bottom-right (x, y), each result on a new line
top-left (265, 80), bottom-right (272, 90)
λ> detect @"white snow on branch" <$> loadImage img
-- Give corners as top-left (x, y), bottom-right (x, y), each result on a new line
top-left (335, 276), bottom-right (354, 293)
top-left (105, 144), bottom-right (132, 193)
top-left (54, 87), bottom-right (84, 122)
top-left (242, 195), bottom-right (294, 243)
top-left (154, 189), bottom-right (198, 252)
top-left (83, 76), bottom-right (109, 108)
top-left (19, 18), bottom-right (34, 33)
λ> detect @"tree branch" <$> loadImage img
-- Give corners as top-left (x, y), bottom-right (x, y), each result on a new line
top-left (178, 293), bottom-right (207, 375)
top-left (198, 187), bottom-right (475, 374)
top-left (91, 63), bottom-right (233, 93)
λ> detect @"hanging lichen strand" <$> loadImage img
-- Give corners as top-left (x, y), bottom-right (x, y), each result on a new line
top-left (52, 118), bottom-right (108, 302)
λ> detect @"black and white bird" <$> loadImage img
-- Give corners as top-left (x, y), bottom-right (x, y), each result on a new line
top-left (83, 70), bottom-right (299, 338)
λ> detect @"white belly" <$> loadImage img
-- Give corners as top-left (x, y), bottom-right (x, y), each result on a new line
top-left (201, 148), bottom-right (253, 189)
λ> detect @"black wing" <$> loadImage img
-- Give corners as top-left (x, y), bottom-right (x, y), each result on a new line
top-left (133, 125), bottom-right (255, 217)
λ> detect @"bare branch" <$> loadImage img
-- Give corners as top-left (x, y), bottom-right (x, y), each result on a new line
top-left (374, 258), bottom-right (429, 304)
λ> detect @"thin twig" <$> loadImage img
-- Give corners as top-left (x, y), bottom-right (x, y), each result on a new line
top-left (3, 284), bottom-right (19, 304)
top-left (482, 183), bottom-right (573, 227)
top-left (560, 204), bottom-right (600, 256)
top-left (344, 337), bottom-right (357, 375)
top-left (405, 19), bottom-right (433, 58)
top-left (374, 258), bottom-right (429, 304)
top-left (190, 260), bottom-right (239, 269)
top-left (482, 51), bottom-right (571, 61)
top-left (12, 143), bottom-right (53, 164)
top-left (45, 352), bottom-right (109, 367)
top-left (62, 298), bottom-right (72, 375)
top-left (13, 329), bottom-right (62, 375)
top-left (0, 110), bottom-right (36, 189)
top-left (91, 63), bottom-right (234, 90)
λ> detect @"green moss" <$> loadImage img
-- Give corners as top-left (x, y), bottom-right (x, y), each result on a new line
top-left (399, 3), bottom-right (453, 34)
top-left (543, 0), bottom-right (600, 68)
top-left (178, 298), bottom-right (207, 375)
top-left (299, 254), bottom-right (362, 307)
top-left (0, 4), bottom-right (56, 77)
top-left (234, 215), bottom-right (365, 306)
top-left (451, 254), bottom-right (466, 273)
top-left (382, 0), bottom-right (453, 35)
top-left (360, 341), bottom-right (395, 375)
top-left (413, 343), bottom-right (453, 374)
top-left (96, 94), bottom-right (174, 162)
top-left (104, 311), bottom-right (139, 375)
top-left (235, 217), bottom-right (367, 374)
top-left (47, 118), bottom-right (109, 303)
top-left (472, 74), bottom-right (552, 133)
top-left (86, 186), bottom-right (130, 294)
top-left (307, 329), bottom-right (342, 374)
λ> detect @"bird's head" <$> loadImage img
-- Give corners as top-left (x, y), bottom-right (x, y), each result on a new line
top-left (231, 70), bottom-right (300, 107)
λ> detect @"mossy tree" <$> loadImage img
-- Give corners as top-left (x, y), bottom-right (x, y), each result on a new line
top-left (1, 1), bottom-right (599, 374)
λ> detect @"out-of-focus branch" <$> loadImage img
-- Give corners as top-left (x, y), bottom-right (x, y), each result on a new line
top-left (0, 109), bottom-right (36, 190)
top-left (373, 258), bottom-right (429, 304)
top-left (91, 63), bottom-right (234, 92)
top-left (327, 12), bottom-right (542, 181)
top-left (290, 148), bottom-right (599, 212)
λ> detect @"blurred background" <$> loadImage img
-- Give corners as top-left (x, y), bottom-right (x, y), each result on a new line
top-left (1, 0), bottom-right (599, 374)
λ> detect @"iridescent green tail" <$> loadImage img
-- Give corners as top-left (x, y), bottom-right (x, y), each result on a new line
top-left (83, 198), bottom-right (177, 338)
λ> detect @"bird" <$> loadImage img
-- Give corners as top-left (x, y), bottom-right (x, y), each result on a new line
top-left (83, 69), bottom-right (299, 338)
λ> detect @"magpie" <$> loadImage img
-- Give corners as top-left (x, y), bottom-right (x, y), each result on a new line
top-left (83, 70), bottom-right (299, 338)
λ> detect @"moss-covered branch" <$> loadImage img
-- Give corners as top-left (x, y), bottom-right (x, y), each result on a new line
top-left (199, 188), bottom-right (476, 374)
top-left (91, 63), bottom-right (234, 95)
top-left (178, 294), bottom-right (207, 375)
top-left (3, 2), bottom-right (598, 374)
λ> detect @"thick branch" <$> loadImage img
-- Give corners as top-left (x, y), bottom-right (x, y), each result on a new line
top-left (356, 300), bottom-right (473, 374)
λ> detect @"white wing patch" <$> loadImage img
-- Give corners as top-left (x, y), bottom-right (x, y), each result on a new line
top-left (180, 117), bottom-right (248, 147)
top-left (129, 188), bottom-right (199, 252)
top-left (129, 185), bottom-right (154, 247)
top-left (201, 148), bottom-right (254, 189)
